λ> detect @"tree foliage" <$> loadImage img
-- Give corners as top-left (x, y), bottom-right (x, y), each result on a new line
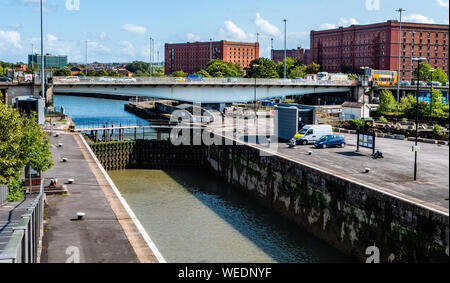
top-left (205, 59), bottom-right (243, 77)
top-left (413, 62), bottom-right (449, 83)
top-left (54, 68), bottom-right (72, 76)
top-left (378, 90), bottom-right (398, 113)
top-left (171, 70), bottom-right (187, 77)
top-left (125, 61), bottom-right (150, 74)
top-left (195, 69), bottom-right (210, 78)
top-left (0, 102), bottom-right (53, 201)
top-left (245, 58), bottom-right (278, 78)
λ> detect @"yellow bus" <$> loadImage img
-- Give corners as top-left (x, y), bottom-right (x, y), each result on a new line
top-left (366, 69), bottom-right (398, 86)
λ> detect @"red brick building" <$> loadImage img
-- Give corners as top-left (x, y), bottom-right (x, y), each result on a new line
top-left (271, 47), bottom-right (311, 65)
top-left (310, 20), bottom-right (449, 80)
top-left (164, 40), bottom-right (259, 75)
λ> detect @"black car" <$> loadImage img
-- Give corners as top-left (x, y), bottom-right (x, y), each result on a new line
top-left (0, 75), bottom-right (12, 82)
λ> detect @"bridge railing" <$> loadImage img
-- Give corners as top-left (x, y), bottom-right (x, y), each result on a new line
top-left (0, 179), bottom-right (45, 263)
top-left (53, 76), bottom-right (357, 86)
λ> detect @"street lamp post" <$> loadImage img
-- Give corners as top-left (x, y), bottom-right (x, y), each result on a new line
top-left (429, 69), bottom-right (435, 114)
top-left (395, 8), bottom-right (405, 109)
top-left (40, 0), bottom-right (45, 99)
top-left (252, 64), bottom-right (260, 125)
top-left (360, 67), bottom-right (370, 132)
top-left (412, 57), bottom-right (427, 181)
top-left (283, 19), bottom-right (287, 79)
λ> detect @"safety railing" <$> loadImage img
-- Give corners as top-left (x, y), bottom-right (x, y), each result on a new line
top-left (0, 179), bottom-right (45, 263)
top-left (0, 185), bottom-right (7, 206)
top-left (53, 76), bottom-right (357, 87)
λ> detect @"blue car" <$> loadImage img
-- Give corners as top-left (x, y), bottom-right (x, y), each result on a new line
top-left (314, 135), bottom-right (346, 149)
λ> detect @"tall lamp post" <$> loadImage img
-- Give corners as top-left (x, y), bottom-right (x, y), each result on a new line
top-left (283, 19), bottom-right (287, 79)
top-left (429, 69), bottom-right (435, 114)
top-left (252, 64), bottom-right (260, 125)
top-left (412, 57), bottom-right (427, 181)
top-left (360, 66), bottom-right (370, 132)
top-left (395, 8), bottom-right (405, 108)
top-left (40, 0), bottom-right (45, 99)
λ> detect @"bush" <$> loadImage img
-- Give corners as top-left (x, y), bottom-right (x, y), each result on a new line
top-left (7, 178), bottom-right (23, 202)
top-left (433, 124), bottom-right (442, 136)
top-left (350, 119), bottom-right (364, 128)
top-left (378, 90), bottom-right (398, 113)
top-left (402, 118), bottom-right (408, 122)
top-left (379, 116), bottom-right (387, 122)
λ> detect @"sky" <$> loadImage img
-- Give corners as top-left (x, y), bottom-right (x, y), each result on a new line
top-left (0, 0), bottom-right (449, 64)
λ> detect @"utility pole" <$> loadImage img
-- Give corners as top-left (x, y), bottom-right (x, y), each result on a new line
top-left (412, 57), bottom-right (427, 181)
top-left (40, 0), bottom-right (45, 100)
top-left (410, 31), bottom-right (415, 82)
top-left (149, 37), bottom-right (153, 77)
top-left (85, 40), bottom-right (88, 76)
top-left (283, 19), bottom-right (287, 79)
top-left (396, 8), bottom-right (405, 108)
top-left (210, 38), bottom-right (213, 61)
top-left (271, 38), bottom-right (274, 60)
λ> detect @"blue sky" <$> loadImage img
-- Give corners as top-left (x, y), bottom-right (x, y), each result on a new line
top-left (0, 0), bottom-right (448, 63)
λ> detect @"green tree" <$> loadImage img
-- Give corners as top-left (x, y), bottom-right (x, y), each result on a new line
top-left (76, 72), bottom-right (85, 76)
top-left (348, 74), bottom-right (358, 80)
top-left (305, 62), bottom-right (321, 74)
top-left (433, 68), bottom-right (449, 83)
top-left (125, 61), bottom-right (150, 74)
top-left (378, 89), bottom-right (398, 113)
top-left (245, 58), bottom-right (278, 78)
top-left (94, 70), bottom-right (109, 77)
top-left (133, 70), bottom-right (149, 77)
top-left (0, 103), bottom-right (53, 201)
top-left (205, 59), bottom-right (243, 77)
top-left (413, 62), bottom-right (433, 81)
top-left (171, 70), bottom-right (187, 77)
top-left (276, 57), bottom-right (295, 78)
top-left (399, 94), bottom-right (416, 112)
top-left (0, 64), bottom-right (3, 75)
top-left (87, 70), bottom-right (96, 77)
top-left (430, 89), bottom-right (447, 117)
top-left (109, 71), bottom-right (120, 77)
top-left (54, 68), bottom-right (71, 76)
top-left (195, 69), bottom-right (210, 78)
top-left (288, 65), bottom-right (306, 79)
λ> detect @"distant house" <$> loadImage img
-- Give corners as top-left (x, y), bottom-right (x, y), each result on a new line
top-left (14, 64), bottom-right (27, 71)
top-left (70, 67), bottom-right (84, 76)
top-left (117, 68), bottom-right (133, 77)
top-left (341, 102), bottom-right (371, 120)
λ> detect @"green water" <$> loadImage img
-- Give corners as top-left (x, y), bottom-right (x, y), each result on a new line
top-left (109, 169), bottom-right (352, 263)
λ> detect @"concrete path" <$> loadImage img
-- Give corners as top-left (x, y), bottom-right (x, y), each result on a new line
top-left (40, 132), bottom-right (159, 263)
top-left (209, 114), bottom-right (449, 213)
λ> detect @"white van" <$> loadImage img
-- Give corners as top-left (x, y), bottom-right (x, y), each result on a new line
top-left (294, 125), bottom-right (333, 145)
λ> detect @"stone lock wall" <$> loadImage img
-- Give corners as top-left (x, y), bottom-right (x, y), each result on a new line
top-left (204, 140), bottom-right (449, 263)
top-left (90, 140), bottom-right (205, 171)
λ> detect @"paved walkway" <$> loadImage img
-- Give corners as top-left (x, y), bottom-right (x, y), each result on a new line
top-left (209, 114), bottom-right (449, 213)
top-left (40, 132), bottom-right (159, 263)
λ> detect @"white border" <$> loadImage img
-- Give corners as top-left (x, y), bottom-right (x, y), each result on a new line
top-left (79, 134), bottom-right (167, 263)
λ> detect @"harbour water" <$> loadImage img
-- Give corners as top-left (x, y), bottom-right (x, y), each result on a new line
top-left (54, 95), bottom-right (352, 263)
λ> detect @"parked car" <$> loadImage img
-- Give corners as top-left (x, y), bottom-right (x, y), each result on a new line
top-left (399, 81), bottom-right (410, 86)
top-left (314, 135), bottom-right (346, 149)
top-left (261, 100), bottom-right (275, 106)
top-left (427, 81), bottom-right (442, 87)
top-left (292, 124), bottom-right (333, 145)
top-left (0, 75), bottom-right (12, 82)
top-left (442, 82), bottom-right (449, 87)
top-left (186, 74), bottom-right (205, 81)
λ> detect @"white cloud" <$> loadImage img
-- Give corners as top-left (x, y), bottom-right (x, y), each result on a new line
top-left (0, 29), bottom-right (22, 51)
top-left (218, 20), bottom-right (250, 40)
top-left (119, 41), bottom-right (136, 56)
top-left (99, 32), bottom-right (107, 40)
top-left (320, 23), bottom-right (337, 30)
top-left (404, 14), bottom-right (435, 24)
top-left (186, 33), bottom-right (200, 42)
top-left (47, 33), bottom-right (58, 42)
top-left (254, 13), bottom-right (280, 36)
top-left (337, 17), bottom-right (359, 26)
top-left (121, 24), bottom-right (147, 34)
top-left (437, 0), bottom-right (449, 8)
